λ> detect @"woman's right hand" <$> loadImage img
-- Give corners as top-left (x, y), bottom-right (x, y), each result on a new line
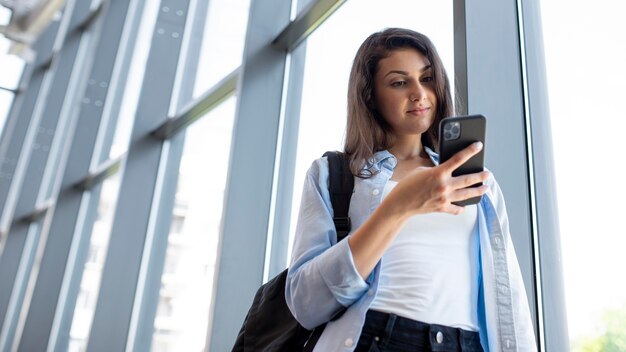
top-left (348, 142), bottom-right (491, 278)
top-left (385, 142), bottom-right (490, 217)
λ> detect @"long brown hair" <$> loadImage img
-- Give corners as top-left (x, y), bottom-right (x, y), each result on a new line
top-left (344, 28), bottom-right (454, 177)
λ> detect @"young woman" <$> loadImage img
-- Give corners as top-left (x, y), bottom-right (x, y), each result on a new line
top-left (285, 28), bottom-right (536, 352)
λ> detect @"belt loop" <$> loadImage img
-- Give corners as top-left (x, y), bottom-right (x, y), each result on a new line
top-left (378, 313), bottom-right (397, 349)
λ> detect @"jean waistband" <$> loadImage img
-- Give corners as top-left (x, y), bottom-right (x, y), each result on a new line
top-left (364, 310), bottom-right (482, 351)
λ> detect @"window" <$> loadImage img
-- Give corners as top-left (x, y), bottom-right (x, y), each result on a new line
top-left (0, 33), bottom-right (24, 136)
top-left (67, 174), bottom-right (122, 352)
top-left (540, 1), bottom-right (626, 349)
top-left (192, 0), bottom-right (251, 98)
top-left (0, 37), bottom-right (24, 91)
top-left (108, 0), bottom-right (161, 160)
top-left (151, 97), bottom-right (236, 352)
top-left (0, 90), bottom-right (13, 137)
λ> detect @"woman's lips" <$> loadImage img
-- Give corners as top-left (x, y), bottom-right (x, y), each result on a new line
top-left (407, 107), bottom-right (430, 116)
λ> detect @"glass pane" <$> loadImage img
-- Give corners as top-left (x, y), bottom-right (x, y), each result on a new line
top-left (0, 63), bottom-right (24, 93)
top-left (0, 90), bottom-right (14, 137)
top-left (0, 11), bottom-right (25, 91)
top-left (0, 52), bottom-right (24, 91)
top-left (0, 5), bottom-right (10, 24)
top-left (288, 0), bottom-right (454, 257)
top-left (192, 0), bottom-right (251, 98)
top-left (150, 96), bottom-right (236, 352)
top-left (108, 0), bottom-right (161, 160)
top-left (540, 1), bottom-right (626, 349)
top-left (68, 174), bottom-right (122, 351)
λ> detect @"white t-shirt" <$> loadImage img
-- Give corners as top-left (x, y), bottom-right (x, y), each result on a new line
top-left (369, 180), bottom-right (480, 331)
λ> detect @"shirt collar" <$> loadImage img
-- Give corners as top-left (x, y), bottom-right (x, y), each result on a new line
top-left (424, 146), bottom-right (440, 165)
top-left (366, 146), bottom-right (440, 173)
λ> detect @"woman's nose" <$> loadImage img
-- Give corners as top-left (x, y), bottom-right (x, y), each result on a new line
top-left (410, 84), bottom-right (426, 102)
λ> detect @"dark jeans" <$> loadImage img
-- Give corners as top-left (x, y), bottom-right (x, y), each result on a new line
top-left (355, 310), bottom-right (484, 352)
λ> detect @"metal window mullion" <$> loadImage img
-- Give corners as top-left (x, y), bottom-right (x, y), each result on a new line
top-left (85, 0), bottom-right (193, 350)
top-left (126, 0), bottom-right (208, 350)
top-left (48, 180), bottom-right (107, 352)
top-left (455, 0), bottom-right (540, 348)
top-left (0, 39), bottom-right (51, 332)
top-left (0, 18), bottom-right (60, 244)
top-left (151, 67), bottom-right (239, 140)
top-left (0, 220), bottom-right (43, 349)
top-left (517, 0), bottom-right (568, 349)
top-left (0, 0), bottom-right (96, 226)
top-left (272, 0), bottom-right (346, 52)
top-left (125, 134), bottom-right (184, 352)
top-left (265, 0), bottom-right (315, 281)
top-left (14, 0), bottom-right (152, 350)
top-left (0, 0), bottom-right (88, 339)
top-left (4, 1), bottom-right (106, 348)
top-left (74, 156), bottom-right (122, 191)
top-left (0, 86), bottom-right (17, 94)
top-left (207, 0), bottom-right (292, 350)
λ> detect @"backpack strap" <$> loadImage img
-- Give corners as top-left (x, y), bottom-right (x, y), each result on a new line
top-left (323, 151), bottom-right (354, 242)
top-left (303, 152), bottom-right (354, 352)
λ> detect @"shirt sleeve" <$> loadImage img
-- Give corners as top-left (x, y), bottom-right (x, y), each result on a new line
top-left (285, 157), bottom-right (369, 330)
top-left (485, 174), bottom-right (538, 351)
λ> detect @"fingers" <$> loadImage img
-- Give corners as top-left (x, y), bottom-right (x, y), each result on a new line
top-left (441, 142), bottom-right (483, 173)
top-left (451, 170), bottom-right (491, 189)
top-left (450, 184), bottom-right (489, 203)
top-left (439, 203), bottom-right (466, 215)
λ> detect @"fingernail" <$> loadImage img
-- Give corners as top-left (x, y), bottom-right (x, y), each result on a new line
top-left (474, 141), bottom-right (483, 150)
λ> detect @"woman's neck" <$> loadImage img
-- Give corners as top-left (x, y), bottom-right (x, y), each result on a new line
top-left (388, 135), bottom-right (428, 161)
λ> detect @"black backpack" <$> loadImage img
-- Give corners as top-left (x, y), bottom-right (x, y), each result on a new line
top-left (232, 151), bottom-right (354, 352)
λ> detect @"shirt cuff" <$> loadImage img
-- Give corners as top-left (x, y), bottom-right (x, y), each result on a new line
top-left (316, 237), bottom-right (370, 306)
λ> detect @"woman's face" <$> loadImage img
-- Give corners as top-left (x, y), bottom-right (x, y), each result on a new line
top-left (373, 48), bottom-right (437, 137)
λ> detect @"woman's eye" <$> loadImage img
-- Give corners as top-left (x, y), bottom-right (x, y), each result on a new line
top-left (421, 76), bottom-right (434, 83)
top-left (391, 81), bottom-right (407, 87)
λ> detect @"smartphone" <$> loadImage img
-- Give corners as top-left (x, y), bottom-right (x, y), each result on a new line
top-left (438, 114), bottom-right (486, 206)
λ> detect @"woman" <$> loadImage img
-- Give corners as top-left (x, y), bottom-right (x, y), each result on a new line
top-left (285, 28), bottom-right (536, 351)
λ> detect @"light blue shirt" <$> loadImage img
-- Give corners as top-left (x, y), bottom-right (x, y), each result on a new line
top-left (285, 149), bottom-right (537, 351)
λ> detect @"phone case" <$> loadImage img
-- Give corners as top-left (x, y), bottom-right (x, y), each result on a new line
top-left (438, 114), bottom-right (486, 206)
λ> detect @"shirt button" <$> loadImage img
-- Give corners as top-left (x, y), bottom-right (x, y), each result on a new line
top-left (372, 189), bottom-right (380, 196)
top-left (436, 331), bottom-right (444, 343)
top-left (344, 338), bottom-right (354, 347)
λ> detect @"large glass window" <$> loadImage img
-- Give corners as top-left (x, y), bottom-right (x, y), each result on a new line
top-left (0, 90), bottom-right (13, 137)
top-left (150, 97), bottom-right (236, 352)
top-left (0, 50), bottom-right (23, 91)
top-left (288, 0), bottom-right (454, 257)
top-left (68, 174), bottom-right (122, 352)
top-left (108, 0), bottom-right (161, 160)
top-left (192, 0), bottom-right (251, 98)
top-left (0, 8), bottom-right (25, 93)
top-left (0, 31), bottom-right (24, 137)
top-left (540, 1), bottom-right (626, 350)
